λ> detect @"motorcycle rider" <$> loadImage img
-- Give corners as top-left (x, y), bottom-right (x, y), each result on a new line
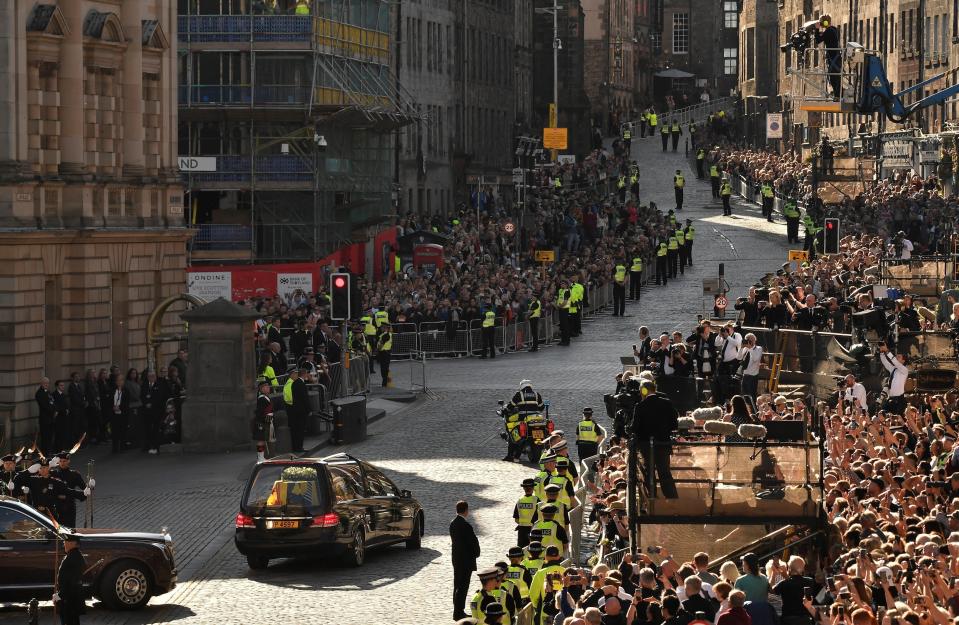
top-left (502, 380), bottom-right (546, 462)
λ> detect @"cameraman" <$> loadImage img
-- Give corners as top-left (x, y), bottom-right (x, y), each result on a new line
top-left (664, 343), bottom-right (692, 377)
top-left (814, 15), bottom-right (842, 99)
top-left (734, 287), bottom-right (760, 326)
top-left (878, 342), bottom-right (908, 414)
top-left (737, 333), bottom-right (763, 401)
top-left (890, 230), bottom-right (913, 262)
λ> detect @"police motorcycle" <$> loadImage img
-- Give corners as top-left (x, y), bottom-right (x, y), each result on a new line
top-left (497, 400), bottom-right (555, 463)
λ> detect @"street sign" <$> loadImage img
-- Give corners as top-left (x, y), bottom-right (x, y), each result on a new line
top-left (512, 168), bottom-right (524, 183)
top-left (535, 250), bottom-right (555, 263)
top-left (543, 128), bottom-right (568, 150)
top-left (787, 250), bottom-right (809, 261)
top-left (503, 222), bottom-right (515, 234)
top-left (766, 113), bottom-right (783, 139)
top-left (715, 295), bottom-right (728, 309)
top-left (177, 156), bottom-right (217, 172)
top-left (557, 154), bottom-right (576, 164)
top-left (702, 278), bottom-right (721, 295)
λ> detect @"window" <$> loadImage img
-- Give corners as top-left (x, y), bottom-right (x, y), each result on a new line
top-left (650, 31), bottom-right (662, 54)
top-left (723, 48), bottom-right (737, 75)
top-left (329, 464), bottom-right (365, 501)
top-left (0, 507), bottom-right (53, 540)
top-left (723, 2), bottom-right (738, 29)
top-left (672, 12), bottom-right (689, 54)
top-left (364, 466), bottom-right (398, 497)
top-left (243, 465), bottom-right (326, 513)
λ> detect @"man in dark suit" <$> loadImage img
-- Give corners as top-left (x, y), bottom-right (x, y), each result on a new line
top-left (55, 533), bottom-right (87, 625)
top-left (141, 369), bottom-right (170, 454)
top-left (35, 377), bottom-right (56, 455)
top-left (449, 500), bottom-right (480, 620)
top-left (109, 374), bottom-right (131, 453)
top-left (288, 367), bottom-right (312, 453)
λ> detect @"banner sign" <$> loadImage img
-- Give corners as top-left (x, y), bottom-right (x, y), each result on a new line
top-left (187, 272), bottom-right (231, 301)
top-left (277, 273), bottom-right (313, 299)
top-left (766, 113), bottom-right (783, 139)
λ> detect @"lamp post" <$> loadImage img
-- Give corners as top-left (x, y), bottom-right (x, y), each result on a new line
top-left (537, 0), bottom-right (564, 160)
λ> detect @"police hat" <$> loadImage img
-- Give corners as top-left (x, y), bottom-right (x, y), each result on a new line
top-left (527, 540), bottom-right (544, 553)
top-left (551, 441), bottom-right (569, 453)
top-left (485, 603), bottom-right (505, 617)
top-left (540, 453), bottom-right (557, 463)
top-left (521, 478), bottom-right (536, 488)
top-left (582, 407), bottom-right (594, 415)
top-left (477, 566), bottom-right (500, 581)
top-left (1, 454), bottom-right (14, 463)
top-left (545, 545), bottom-right (561, 557)
top-left (554, 456), bottom-right (569, 467)
top-left (541, 503), bottom-right (559, 515)
top-left (544, 484), bottom-right (561, 494)
top-left (508, 546), bottom-right (525, 558)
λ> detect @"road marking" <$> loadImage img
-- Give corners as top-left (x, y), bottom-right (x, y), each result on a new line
top-left (712, 227), bottom-right (739, 258)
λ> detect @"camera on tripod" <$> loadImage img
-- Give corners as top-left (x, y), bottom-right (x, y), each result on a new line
top-left (780, 20), bottom-right (820, 67)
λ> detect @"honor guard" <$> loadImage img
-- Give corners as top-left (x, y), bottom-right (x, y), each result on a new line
top-left (710, 162), bottom-right (721, 197)
top-left (720, 176), bottom-right (733, 216)
top-left (783, 199), bottom-right (801, 243)
top-left (527, 291), bottom-right (542, 352)
top-left (504, 547), bottom-right (532, 605)
top-left (683, 220), bottom-right (696, 267)
top-left (696, 148), bottom-right (706, 178)
top-left (660, 121), bottom-right (669, 151)
top-left (1, 454), bottom-right (16, 497)
top-left (26, 458), bottom-right (69, 522)
top-left (513, 479), bottom-right (538, 547)
top-left (674, 169), bottom-right (685, 210)
top-left (575, 407), bottom-right (605, 461)
top-left (629, 255), bottom-right (643, 301)
top-left (655, 240), bottom-right (669, 286)
top-left (667, 231), bottom-right (680, 278)
top-left (612, 262), bottom-right (627, 317)
top-left (760, 180), bottom-right (775, 222)
top-left (51, 452), bottom-right (88, 529)
top-left (674, 225), bottom-right (686, 275)
top-left (56, 533), bottom-right (87, 625)
top-left (670, 119), bottom-right (682, 151)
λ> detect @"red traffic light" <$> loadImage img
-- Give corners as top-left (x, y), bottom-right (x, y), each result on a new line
top-left (334, 276), bottom-right (346, 288)
top-left (826, 222), bottom-right (834, 229)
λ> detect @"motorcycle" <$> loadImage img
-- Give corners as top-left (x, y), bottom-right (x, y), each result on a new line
top-left (498, 400), bottom-right (555, 463)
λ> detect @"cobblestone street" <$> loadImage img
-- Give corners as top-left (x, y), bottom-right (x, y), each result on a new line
top-left (0, 137), bottom-right (792, 625)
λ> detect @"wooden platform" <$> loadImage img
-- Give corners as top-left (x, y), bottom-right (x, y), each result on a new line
top-left (799, 101), bottom-right (858, 113)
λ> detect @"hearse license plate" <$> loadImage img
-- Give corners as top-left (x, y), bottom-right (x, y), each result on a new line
top-left (266, 520), bottom-right (298, 529)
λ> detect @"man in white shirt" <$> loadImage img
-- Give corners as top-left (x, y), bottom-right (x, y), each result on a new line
top-left (841, 374), bottom-right (868, 415)
top-left (879, 342), bottom-right (908, 414)
top-left (738, 333), bottom-right (763, 400)
top-left (893, 231), bottom-right (913, 261)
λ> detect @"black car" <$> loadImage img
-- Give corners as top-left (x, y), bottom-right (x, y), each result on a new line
top-left (0, 497), bottom-right (177, 610)
top-left (234, 453), bottom-right (425, 569)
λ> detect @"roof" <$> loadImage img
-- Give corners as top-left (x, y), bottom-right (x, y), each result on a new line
top-left (656, 68), bottom-right (696, 79)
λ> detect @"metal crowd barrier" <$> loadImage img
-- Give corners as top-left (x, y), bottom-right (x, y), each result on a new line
top-left (390, 322), bottom-right (419, 359)
top-left (418, 321), bottom-right (470, 358)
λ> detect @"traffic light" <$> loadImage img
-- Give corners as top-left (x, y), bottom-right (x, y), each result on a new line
top-left (824, 218), bottom-right (840, 254)
top-left (330, 273), bottom-right (351, 320)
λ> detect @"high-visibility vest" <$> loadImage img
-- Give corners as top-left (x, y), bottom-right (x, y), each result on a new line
top-left (482, 311), bottom-right (496, 327)
top-left (623, 129), bottom-right (632, 140)
top-left (556, 288), bottom-right (570, 309)
top-left (532, 520), bottom-right (564, 551)
top-left (522, 556), bottom-right (545, 579)
top-left (657, 243), bottom-right (667, 257)
top-left (660, 124), bottom-right (669, 135)
top-left (577, 419), bottom-right (599, 442)
top-left (685, 227), bottom-right (695, 241)
top-left (674, 174), bottom-right (685, 189)
top-left (631, 257), bottom-right (643, 272)
top-left (515, 495), bottom-right (537, 527)
top-left (553, 178), bottom-right (562, 188)
top-left (570, 283), bottom-right (584, 314)
top-left (529, 298), bottom-right (541, 318)
top-left (648, 113), bottom-right (658, 126)
top-left (257, 365), bottom-right (278, 388)
top-left (697, 149), bottom-right (705, 160)
top-left (537, 499), bottom-right (570, 528)
top-left (720, 183), bottom-right (732, 196)
top-left (378, 331), bottom-right (392, 351)
top-left (505, 564), bottom-right (531, 599)
top-left (784, 201), bottom-right (799, 218)
top-left (671, 123), bottom-right (680, 132)
top-left (642, 112), bottom-right (649, 122)
top-left (375, 310), bottom-right (389, 327)
top-left (294, 1), bottom-right (310, 15)
top-left (614, 265), bottom-right (626, 283)
top-left (394, 255), bottom-right (401, 273)
top-left (710, 165), bottom-right (719, 177)
top-left (675, 229), bottom-right (685, 244)
top-left (282, 378), bottom-right (294, 405)
top-left (761, 184), bottom-right (774, 198)
top-left (688, 122), bottom-right (696, 133)
top-left (617, 177), bottom-right (626, 189)
top-left (361, 315), bottom-right (376, 336)
top-left (668, 237), bottom-right (679, 251)
top-left (630, 175), bottom-right (638, 185)
top-left (668, 214), bottom-right (677, 227)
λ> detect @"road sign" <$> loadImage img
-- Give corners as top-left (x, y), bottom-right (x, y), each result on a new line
top-left (715, 295), bottom-right (728, 309)
top-left (787, 250), bottom-right (809, 262)
top-left (535, 250), bottom-right (555, 262)
top-left (503, 222), bottom-right (515, 234)
top-left (543, 128), bottom-right (568, 150)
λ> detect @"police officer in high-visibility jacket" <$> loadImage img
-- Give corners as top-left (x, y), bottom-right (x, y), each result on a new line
top-left (504, 547), bottom-right (532, 604)
top-left (783, 199), bottom-right (801, 243)
top-left (531, 484), bottom-right (570, 529)
top-left (720, 176), bottom-right (733, 216)
top-left (683, 219), bottom-right (696, 267)
top-left (629, 255), bottom-right (643, 301)
top-left (612, 262), bottom-right (627, 317)
top-left (688, 120), bottom-right (697, 149)
top-left (710, 162), bottom-right (721, 197)
top-left (622, 125), bottom-right (632, 154)
top-left (803, 213), bottom-right (821, 259)
top-left (470, 567), bottom-right (513, 625)
top-left (655, 240), bottom-right (669, 286)
top-left (759, 179), bottom-right (775, 222)
top-left (513, 478), bottom-right (538, 547)
top-left (660, 121), bottom-right (669, 151)
top-left (374, 308), bottom-right (389, 328)
top-left (640, 110), bottom-right (649, 137)
top-left (696, 148), bottom-right (706, 178)
top-left (522, 541), bottom-right (546, 579)
top-left (361, 312), bottom-right (377, 373)
top-left (674, 226), bottom-right (686, 276)
top-left (617, 175), bottom-right (627, 203)
top-left (526, 290), bottom-right (542, 352)
top-left (481, 307), bottom-right (497, 359)
top-left (375, 322), bottom-right (392, 387)
top-left (648, 110), bottom-right (658, 137)
top-left (674, 169), bottom-right (685, 210)
top-left (529, 546), bottom-right (565, 625)
top-left (555, 279), bottom-right (571, 346)
top-left (570, 278), bottom-right (584, 337)
top-left (576, 407), bottom-right (606, 461)
top-left (629, 170), bottom-right (640, 201)
top-left (667, 232), bottom-right (680, 278)
top-left (530, 505), bottom-right (568, 555)
top-left (670, 119), bottom-right (682, 151)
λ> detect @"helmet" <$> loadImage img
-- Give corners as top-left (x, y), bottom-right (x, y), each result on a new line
top-left (519, 379), bottom-right (533, 390)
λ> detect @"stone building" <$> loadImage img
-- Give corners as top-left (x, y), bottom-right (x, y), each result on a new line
top-left (739, 0), bottom-right (779, 103)
top-left (0, 1), bottom-right (189, 439)
top-left (582, 0), bottom-right (637, 132)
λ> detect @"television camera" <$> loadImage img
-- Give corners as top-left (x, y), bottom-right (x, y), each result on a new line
top-left (779, 20), bottom-right (820, 68)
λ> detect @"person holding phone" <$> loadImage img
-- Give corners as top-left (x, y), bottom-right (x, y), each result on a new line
top-left (772, 555), bottom-right (817, 625)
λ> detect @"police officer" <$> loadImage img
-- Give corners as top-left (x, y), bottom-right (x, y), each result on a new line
top-left (667, 231), bottom-right (680, 278)
top-left (361, 311), bottom-right (377, 372)
top-left (617, 174), bottom-right (627, 203)
top-left (532, 484), bottom-right (570, 530)
top-left (688, 120), bottom-right (697, 149)
top-left (283, 367), bottom-right (310, 454)
top-left (783, 198), bottom-right (801, 243)
top-left (526, 290), bottom-right (542, 352)
top-left (51, 452), bottom-right (88, 529)
top-left (570, 277), bottom-right (584, 337)
top-left (683, 219), bottom-right (696, 267)
top-left (376, 322), bottom-right (393, 387)
top-left (629, 255), bottom-right (643, 301)
top-left (612, 262), bottom-right (627, 317)
top-left (484, 600), bottom-right (507, 625)
top-left (481, 307), bottom-right (497, 359)
top-left (513, 478), bottom-right (538, 546)
top-left (548, 456), bottom-right (576, 507)
top-left (655, 239), bottom-right (669, 286)
top-left (555, 279), bottom-right (571, 346)
top-left (674, 169), bottom-right (685, 210)
top-left (533, 453), bottom-right (556, 501)
top-left (55, 533), bottom-right (86, 625)
top-left (710, 161), bottom-right (721, 197)
top-left (720, 175), bottom-right (733, 216)
top-left (504, 547), bottom-right (532, 606)
top-left (693, 147), bottom-right (704, 178)
top-left (666, 208), bottom-right (677, 230)
top-left (575, 407), bottom-right (605, 461)
top-left (660, 120), bottom-right (669, 151)
top-left (622, 124), bottom-right (632, 155)
top-left (640, 110), bottom-right (649, 138)
top-left (647, 109), bottom-right (658, 138)
top-left (374, 308), bottom-right (390, 329)
top-left (528, 545), bottom-right (565, 625)
top-left (531, 504), bottom-right (569, 555)
top-left (759, 179), bottom-right (775, 222)
top-left (670, 119), bottom-right (682, 151)
top-left (803, 212), bottom-right (821, 259)
top-left (470, 567), bottom-right (511, 624)
top-left (674, 225), bottom-right (686, 276)
top-left (629, 167), bottom-right (640, 201)
top-left (522, 540), bottom-right (546, 578)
